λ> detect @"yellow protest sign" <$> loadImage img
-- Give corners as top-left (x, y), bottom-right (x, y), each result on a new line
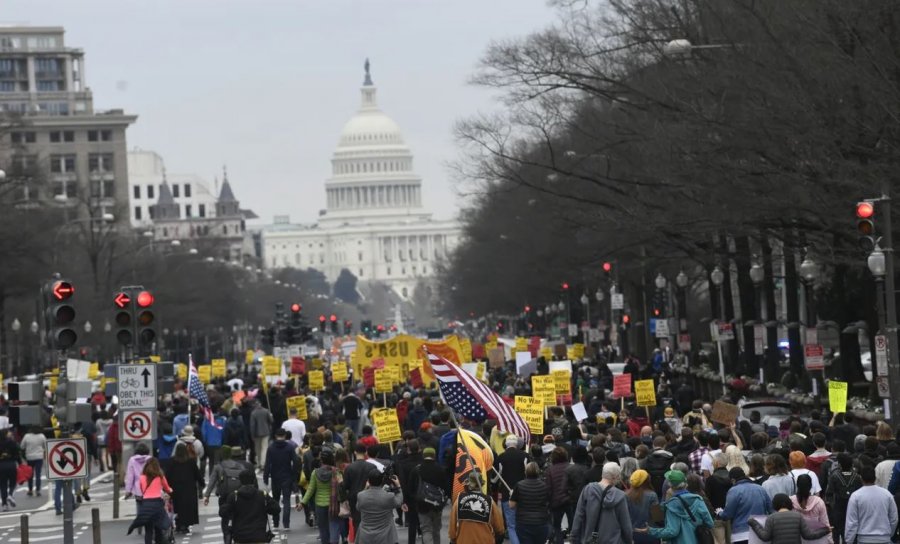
top-left (386, 367), bottom-right (400, 384)
top-left (308, 370), bottom-right (325, 391)
top-left (245, 350), bottom-right (255, 364)
top-left (552, 370), bottom-right (571, 395)
top-left (372, 408), bottom-right (402, 443)
top-left (211, 359), bottom-right (227, 378)
top-left (49, 376), bottom-right (58, 392)
top-left (460, 338), bottom-right (473, 363)
top-left (286, 395), bottom-right (308, 419)
top-left (515, 396), bottom-right (544, 434)
top-left (485, 340), bottom-right (498, 352)
top-left (312, 358), bottom-right (323, 370)
top-left (476, 362), bottom-right (486, 382)
top-left (263, 357), bottom-right (281, 376)
top-left (375, 369), bottom-right (393, 393)
top-left (354, 334), bottom-right (463, 369)
top-left (149, 355), bottom-right (161, 363)
top-left (571, 344), bottom-right (585, 360)
top-left (515, 337), bottom-right (527, 352)
top-left (829, 381), bottom-right (848, 413)
top-left (635, 379), bottom-right (657, 407)
top-left (88, 363), bottom-right (100, 380)
top-left (540, 347), bottom-right (553, 361)
top-left (198, 365), bottom-right (212, 384)
top-left (532, 375), bottom-right (557, 406)
top-left (332, 361), bottom-right (348, 382)
top-left (176, 363), bottom-right (187, 380)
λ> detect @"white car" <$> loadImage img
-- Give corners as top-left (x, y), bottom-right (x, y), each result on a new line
top-left (737, 399), bottom-right (794, 429)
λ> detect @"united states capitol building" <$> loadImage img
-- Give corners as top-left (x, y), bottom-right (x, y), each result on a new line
top-left (261, 62), bottom-right (459, 300)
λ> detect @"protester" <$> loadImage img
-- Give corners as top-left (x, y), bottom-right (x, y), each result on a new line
top-left (220, 469), bottom-right (280, 544)
top-left (449, 472), bottom-right (505, 544)
top-left (20, 425), bottom-right (46, 497)
top-left (544, 446), bottom-right (571, 544)
top-left (127, 458), bottom-right (173, 544)
top-left (163, 442), bottom-right (202, 535)
top-left (282, 408), bottom-right (307, 446)
top-left (0, 428), bottom-right (19, 510)
top-left (787, 451), bottom-right (821, 495)
top-left (356, 471), bottom-right (404, 544)
top-left (342, 443), bottom-right (376, 533)
top-left (637, 469), bottom-right (713, 544)
top-left (570, 462), bottom-right (632, 544)
top-left (263, 428), bottom-right (300, 531)
top-left (205, 447), bottom-right (254, 544)
top-left (762, 454), bottom-right (795, 498)
top-left (789, 474), bottom-right (831, 543)
top-left (407, 447), bottom-right (449, 544)
top-left (748, 493), bottom-right (831, 544)
top-left (495, 434), bottom-right (527, 544)
top-left (509, 461), bottom-right (550, 544)
top-left (825, 452), bottom-right (862, 542)
top-left (844, 465), bottom-right (898, 544)
top-left (626, 469), bottom-right (659, 544)
top-left (301, 448), bottom-right (341, 544)
top-left (719, 467), bottom-right (772, 544)
top-left (124, 443), bottom-right (153, 501)
top-left (250, 400), bottom-right (273, 469)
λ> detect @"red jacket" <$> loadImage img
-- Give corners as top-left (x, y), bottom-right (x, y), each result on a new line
top-left (106, 420), bottom-right (122, 454)
top-left (396, 399), bottom-right (409, 426)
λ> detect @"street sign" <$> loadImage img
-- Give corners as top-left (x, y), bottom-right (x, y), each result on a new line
top-left (717, 323), bottom-right (735, 340)
top-left (875, 334), bottom-right (889, 377)
top-left (678, 334), bottom-right (691, 352)
top-left (611, 294), bottom-right (624, 310)
top-left (804, 344), bottom-right (825, 370)
top-left (47, 438), bottom-right (87, 480)
top-left (753, 324), bottom-right (765, 356)
top-left (806, 327), bottom-right (818, 346)
top-left (654, 319), bottom-right (669, 339)
top-left (121, 409), bottom-right (156, 441)
top-left (588, 328), bottom-right (603, 342)
top-left (117, 364), bottom-right (157, 410)
top-left (567, 324), bottom-right (578, 337)
top-left (877, 375), bottom-right (891, 398)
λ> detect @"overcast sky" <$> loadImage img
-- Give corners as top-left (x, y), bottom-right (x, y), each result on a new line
top-left (5, 0), bottom-right (555, 223)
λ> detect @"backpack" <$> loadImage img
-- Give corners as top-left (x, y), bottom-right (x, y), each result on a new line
top-left (224, 419), bottom-right (244, 447)
top-left (219, 460), bottom-right (248, 497)
top-left (835, 471), bottom-right (861, 504)
top-left (415, 467), bottom-right (446, 507)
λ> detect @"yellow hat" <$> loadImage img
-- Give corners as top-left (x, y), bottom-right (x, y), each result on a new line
top-left (630, 469), bottom-right (650, 488)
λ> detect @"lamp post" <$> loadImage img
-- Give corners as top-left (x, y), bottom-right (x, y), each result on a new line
top-left (29, 320), bottom-right (38, 374)
top-left (710, 266), bottom-right (727, 394)
top-left (580, 293), bottom-right (590, 344)
top-left (675, 270), bottom-right (689, 344)
top-left (10, 318), bottom-right (20, 378)
top-left (798, 254), bottom-right (821, 407)
top-left (750, 261), bottom-right (766, 382)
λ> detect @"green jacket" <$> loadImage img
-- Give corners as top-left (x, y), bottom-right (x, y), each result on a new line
top-left (302, 466), bottom-right (336, 508)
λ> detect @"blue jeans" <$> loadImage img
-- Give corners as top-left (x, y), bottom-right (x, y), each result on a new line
top-left (517, 523), bottom-right (549, 544)
top-left (315, 505), bottom-right (340, 544)
top-left (271, 481), bottom-right (292, 528)
top-left (502, 500), bottom-right (519, 544)
top-left (27, 459), bottom-right (42, 493)
top-left (346, 419), bottom-right (360, 436)
top-left (53, 481), bottom-right (76, 513)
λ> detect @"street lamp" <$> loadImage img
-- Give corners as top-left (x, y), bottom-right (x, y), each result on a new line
top-left (675, 270), bottom-right (688, 289)
top-left (799, 256), bottom-right (819, 283)
top-left (749, 263), bottom-right (765, 285)
top-left (655, 273), bottom-right (667, 290)
top-left (749, 259), bottom-right (766, 381)
top-left (104, 320), bottom-right (111, 333)
top-left (710, 266), bottom-right (725, 287)
top-left (29, 320), bottom-right (38, 334)
top-left (10, 318), bottom-right (20, 378)
top-left (595, 288), bottom-right (604, 302)
top-left (869, 246), bottom-right (886, 277)
top-left (84, 321), bottom-right (92, 334)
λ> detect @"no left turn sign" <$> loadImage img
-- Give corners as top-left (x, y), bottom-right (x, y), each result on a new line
top-left (121, 409), bottom-right (156, 441)
top-left (47, 438), bottom-right (87, 480)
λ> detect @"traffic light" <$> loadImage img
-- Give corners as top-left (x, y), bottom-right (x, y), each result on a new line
top-left (602, 262), bottom-right (612, 275)
top-left (621, 314), bottom-right (631, 329)
top-left (375, 324), bottom-right (385, 337)
top-left (343, 320), bottom-right (352, 335)
top-left (44, 279), bottom-right (77, 350)
top-left (561, 282), bottom-right (569, 290)
top-left (857, 201), bottom-right (876, 252)
top-left (287, 303), bottom-right (304, 345)
top-left (135, 290), bottom-right (156, 354)
top-left (360, 320), bottom-right (372, 337)
top-left (318, 315), bottom-right (326, 331)
top-left (113, 290), bottom-right (133, 346)
top-left (261, 327), bottom-right (275, 350)
top-left (330, 314), bottom-right (338, 334)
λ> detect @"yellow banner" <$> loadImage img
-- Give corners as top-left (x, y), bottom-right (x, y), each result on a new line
top-left (372, 408), bottom-right (402, 443)
top-left (49, 376), bottom-right (58, 392)
top-left (308, 370), bottom-right (325, 391)
top-left (552, 370), bottom-right (571, 394)
top-left (532, 375), bottom-right (556, 406)
top-left (245, 350), bottom-right (255, 364)
top-left (460, 338), bottom-right (473, 363)
top-left (635, 379), bottom-right (657, 407)
top-left (354, 334), bottom-right (463, 384)
top-left (540, 347), bottom-right (553, 361)
top-left (515, 337), bottom-right (527, 351)
top-left (286, 395), bottom-right (307, 419)
top-left (476, 361), bottom-right (486, 382)
top-left (515, 396), bottom-right (544, 434)
top-left (263, 357), bottom-right (281, 376)
top-left (571, 344), bottom-right (585, 359)
top-left (211, 359), bottom-right (227, 378)
top-left (176, 363), bottom-right (187, 380)
top-left (829, 381), bottom-right (848, 413)
top-left (149, 355), bottom-right (161, 363)
top-left (311, 358), bottom-right (323, 370)
top-left (198, 365), bottom-right (212, 384)
top-left (332, 361), bottom-right (348, 382)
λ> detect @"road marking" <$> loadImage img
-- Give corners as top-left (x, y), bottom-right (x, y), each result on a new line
top-left (11, 536), bottom-right (66, 543)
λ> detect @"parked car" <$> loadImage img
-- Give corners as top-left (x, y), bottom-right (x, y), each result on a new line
top-left (737, 399), bottom-right (794, 428)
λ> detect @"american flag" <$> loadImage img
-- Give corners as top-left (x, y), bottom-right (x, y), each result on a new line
top-left (425, 349), bottom-right (530, 446)
top-left (188, 354), bottom-right (220, 429)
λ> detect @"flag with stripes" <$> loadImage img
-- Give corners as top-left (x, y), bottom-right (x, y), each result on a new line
top-left (188, 354), bottom-right (220, 429)
top-left (425, 348), bottom-right (530, 446)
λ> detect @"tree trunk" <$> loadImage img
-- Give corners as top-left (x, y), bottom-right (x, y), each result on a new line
top-left (784, 230), bottom-right (804, 377)
top-left (761, 235), bottom-right (780, 383)
top-left (734, 236), bottom-right (757, 378)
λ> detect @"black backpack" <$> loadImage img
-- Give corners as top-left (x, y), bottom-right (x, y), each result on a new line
top-left (414, 467), bottom-right (446, 507)
top-left (219, 461), bottom-right (250, 497)
top-left (224, 419), bottom-right (244, 446)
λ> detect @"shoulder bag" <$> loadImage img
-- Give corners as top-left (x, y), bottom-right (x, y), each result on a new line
top-left (587, 484), bottom-right (612, 544)
top-left (674, 494), bottom-right (714, 544)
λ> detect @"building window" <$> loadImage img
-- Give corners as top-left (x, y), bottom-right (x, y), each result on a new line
top-left (88, 153), bottom-right (113, 172)
top-left (198, 204), bottom-right (205, 217)
top-left (402, 287), bottom-right (408, 298)
top-left (184, 184), bottom-right (191, 197)
top-left (423, 266), bottom-right (427, 274)
top-left (134, 206), bottom-right (142, 220)
top-left (222, 225), bottom-right (227, 235)
top-left (87, 130), bottom-right (113, 142)
top-left (133, 185), bottom-right (140, 199)
top-left (185, 204), bottom-right (192, 218)
top-left (319, 254), bottom-right (324, 264)
top-left (359, 268), bottom-right (363, 277)
top-left (295, 253), bottom-right (301, 265)
top-left (401, 267), bottom-right (406, 275)
top-left (358, 252), bottom-right (363, 262)
top-left (49, 154), bottom-right (76, 173)
top-left (387, 267), bottom-right (391, 275)
top-left (147, 185), bottom-right (155, 200)
top-left (162, 228), bottom-right (168, 237)
top-left (172, 184), bottom-right (179, 198)
top-left (412, 265), bottom-right (417, 274)
top-left (11, 132), bottom-right (35, 144)
top-left (53, 180), bottom-right (77, 198)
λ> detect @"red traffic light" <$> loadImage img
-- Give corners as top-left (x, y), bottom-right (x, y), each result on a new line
top-left (330, 314), bottom-right (337, 322)
top-left (857, 202), bottom-right (875, 219)
top-left (113, 292), bottom-right (131, 309)
top-left (561, 282), bottom-right (569, 290)
top-left (602, 262), bottom-right (612, 273)
top-left (51, 281), bottom-right (74, 301)
top-left (390, 324), bottom-right (397, 332)
top-left (376, 324), bottom-right (385, 331)
top-left (136, 291), bottom-right (154, 308)
top-left (622, 314), bottom-right (631, 324)
top-left (524, 305), bottom-right (531, 313)
top-left (318, 315), bottom-right (326, 323)
top-left (290, 303), bottom-right (301, 313)
top-left (652, 308), bottom-right (660, 317)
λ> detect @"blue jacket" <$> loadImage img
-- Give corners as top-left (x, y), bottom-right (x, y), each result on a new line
top-left (201, 416), bottom-right (226, 447)
top-left (720, 479), bottom-right (772, 535)
top-left (888, 461), bottom-right (900, 494)
top-left (264, 439), bottom-right (299, 487)
top-left (173, 413), bottom-right (190, 438)
top-left (649, 491), bottom-right (713, 544)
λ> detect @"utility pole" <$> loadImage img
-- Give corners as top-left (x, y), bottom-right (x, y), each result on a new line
top-left (880, 185), bottom-right (900, 424)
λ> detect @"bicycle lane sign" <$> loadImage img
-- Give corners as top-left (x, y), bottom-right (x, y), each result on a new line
top-left (117, 364), bottom-right (157, 409)
top-left (47, 438), bottom-right (87, 480)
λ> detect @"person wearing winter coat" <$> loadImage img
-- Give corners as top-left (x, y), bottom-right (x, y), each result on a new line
top-left (124, 443), bottom-right (153, 500)
top-left (749, 493), bottom-right (831, 544)
top-left (19, 426), bottom-right (46, 496)
top-left (163, 443), bottom-right (203, 534)
top-left (719, 467), bottom-right (773, 543)
top-left (357, 471), bottom-right (404, 544)
top-left (638, 470), bottom-right (713, 544)
top-left (789, 474), bottom-right (832, 543)
top-left (220, 470), bottom-right (280, 544)
top-left (301, 449), bottom-right (341, 544)
top-left (448, 471), bottom-right (504, 544)
top-left (642, 436), bottom-right (675, 496)
top-left (249, 402), bottom-right (273, 468)
top-left (177, 425), bottom-right (205, 467)
top-left (263, 428), bottom-right (299, 531)
top-left (570, 462), bottom-right (633, 544)
top-left (544, 447), bottom-right (571, 544)
top-left (626, 470), bottom-right (659, 544)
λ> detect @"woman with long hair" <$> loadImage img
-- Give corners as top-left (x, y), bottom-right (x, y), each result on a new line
top-left (626, 470), bottom-right (659, 544)
top-left (163, 442), bottom-right (202, 534)
top-left (762, 454), bottom-right (795, 498)
top-left (790, 474), bottom-right (831, 543)
top-left (20, 426), bottom-right (46, 497)
top-left (725, 445), bottom-right (749, 474)
top-left (301, 448), bottom-right (341, 544)
top-left (748, 454), bottom-right (769, 485)
top-left (0, 428), bottom-right (20, 510)
top-left (127, 458), bottom-right (173, 544)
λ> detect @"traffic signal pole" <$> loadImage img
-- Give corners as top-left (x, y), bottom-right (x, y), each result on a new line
top-left (879, 184), bottom-right (900, 424)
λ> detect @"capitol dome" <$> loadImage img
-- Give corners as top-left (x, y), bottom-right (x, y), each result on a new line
top-left (338, 109), bottom-right (405, 147)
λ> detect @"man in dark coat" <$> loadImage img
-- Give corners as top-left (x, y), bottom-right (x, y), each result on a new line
top-left (220, 470), bottom-right (280, 544)
top-left (342, 443), bottom-right (377, 532)
top-left (263, 428), bottom-right (299, 530)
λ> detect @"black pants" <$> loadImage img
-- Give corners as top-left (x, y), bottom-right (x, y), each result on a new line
top-left (218, 495), bottom-right (231, 544)
top-left (406, 508), bottom-right (419, 544)
top-left (0, 462), bottom-right (16, 506)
